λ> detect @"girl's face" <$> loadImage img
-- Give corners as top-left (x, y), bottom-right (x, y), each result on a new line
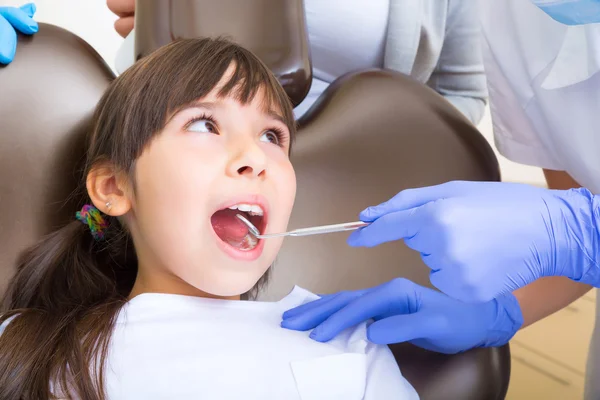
top-left (120, 67), bottom-right (296, 299)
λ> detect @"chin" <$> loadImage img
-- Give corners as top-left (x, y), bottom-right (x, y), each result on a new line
top-left (188, 264), bottom-right (271, 299)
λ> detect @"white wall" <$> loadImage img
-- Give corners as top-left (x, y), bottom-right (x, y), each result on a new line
top-left (1, 0), bottom-right (546, 185)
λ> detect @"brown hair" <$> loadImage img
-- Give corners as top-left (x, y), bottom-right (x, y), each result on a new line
top-left (0, 37), bottom-right (296, 400)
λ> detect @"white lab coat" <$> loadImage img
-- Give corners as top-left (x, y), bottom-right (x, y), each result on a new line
top-left (479, 1), bottom-right (600, 398)
top-left (479, 0), bottom-right (600, 193)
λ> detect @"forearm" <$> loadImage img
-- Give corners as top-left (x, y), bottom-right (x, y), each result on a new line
top-left (425, 0), bottom-right (488, 126)
top-left (441, 95), bottom-right (486, 126)
top-left (513, 276), bottom-right (592, 328)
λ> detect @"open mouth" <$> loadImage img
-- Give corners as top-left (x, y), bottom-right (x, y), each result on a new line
top-left (210, 203), bottom-right (266, 251)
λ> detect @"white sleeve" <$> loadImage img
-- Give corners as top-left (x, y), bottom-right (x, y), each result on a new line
top-left (480, 38), bottom-right (562, 170)
top-left (478, 0), bottom-right (564, 171)
top-left (363, 342), bottom-right (420, 400)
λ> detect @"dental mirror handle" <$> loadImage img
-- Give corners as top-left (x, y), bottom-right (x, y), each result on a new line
top-left (279, 221), bottom-right (370, 238)
top-left (236, 214), bottom-right (370, 239)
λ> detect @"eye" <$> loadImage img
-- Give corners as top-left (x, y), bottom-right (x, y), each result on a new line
top-left (260, 131), bottom-right (279, 145)
top-left (260, 128), bottom-right (285, 145)
top-left (186, 116), bottom-right (218, 133)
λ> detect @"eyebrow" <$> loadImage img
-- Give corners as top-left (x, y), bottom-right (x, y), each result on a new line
top-left (172, 100), bottom-right (287, 126)
top-left (266, 110), bottom-right (287, 126)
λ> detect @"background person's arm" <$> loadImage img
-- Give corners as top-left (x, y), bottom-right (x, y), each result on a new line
top-left (425, 0), bottom-right (488, 125)
top-left (107, 0), bottom-right (134, 38)
top-left (515, 277), bottom-right (592, 328)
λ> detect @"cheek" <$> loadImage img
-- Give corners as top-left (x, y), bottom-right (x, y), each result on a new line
top-left (138, 140), bottom-right (221, 200)
top-left (285, 168), bottom-right (297, 212)
top-left (132, 141), bottom-right (223, 248)
top-left (273, 159), bottom-right (297, 218)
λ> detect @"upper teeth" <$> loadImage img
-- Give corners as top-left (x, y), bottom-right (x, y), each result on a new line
top-left (228, 203), bottom-right (264, 216)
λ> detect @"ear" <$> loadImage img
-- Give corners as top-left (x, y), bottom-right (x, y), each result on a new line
top-left (86, 162), bottom-right (132, 217)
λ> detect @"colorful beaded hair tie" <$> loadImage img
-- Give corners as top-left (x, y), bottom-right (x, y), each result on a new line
top-left (76, 204), bottom-right (109, 240)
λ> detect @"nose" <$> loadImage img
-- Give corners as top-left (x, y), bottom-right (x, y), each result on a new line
top-left (227, 141), bottom-right (268, 179)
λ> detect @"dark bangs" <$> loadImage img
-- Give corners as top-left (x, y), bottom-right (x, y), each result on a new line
top-left (88, 37), bottom-right (296, 174)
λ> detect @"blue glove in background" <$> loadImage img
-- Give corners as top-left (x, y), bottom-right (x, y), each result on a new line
top-left (348, 181), bottom-right (600, 303)
top-left (0, 3), bottom-right (38, 65)
top-left (281, 278), bottom-right (523, 354)
top-left (530, 0), bottom-right (600, 25)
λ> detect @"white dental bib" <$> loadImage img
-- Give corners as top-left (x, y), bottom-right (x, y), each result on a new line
top-left (102, 286), bottom-right (418, 400)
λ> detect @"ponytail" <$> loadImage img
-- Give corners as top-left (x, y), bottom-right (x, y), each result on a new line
top-left (0, 212), bottom-right (137, 400)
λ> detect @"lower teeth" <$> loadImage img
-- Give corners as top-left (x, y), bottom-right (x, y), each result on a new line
top-left (225, 232), bottom-right (258, 251)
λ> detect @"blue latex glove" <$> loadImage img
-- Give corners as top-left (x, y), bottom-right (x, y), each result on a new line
top-left (281, 278), bottom-right (523, 353)
top-left (348, 181), bottom-right (600, 303)
top-left (0, 3), bottom-right (38, 65)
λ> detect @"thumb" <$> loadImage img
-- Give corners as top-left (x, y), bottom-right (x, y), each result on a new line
top-left (367, 312), bottom-right (441, 345)
top-left (360, 181), bottom-right (471, 221)
top-left (0, 16), bottom-right (17, 65)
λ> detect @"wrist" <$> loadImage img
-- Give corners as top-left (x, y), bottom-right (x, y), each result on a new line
top-left (551, 188), bottom-right (600, 286)
top-left (479, 293), bottom-right (524, 348)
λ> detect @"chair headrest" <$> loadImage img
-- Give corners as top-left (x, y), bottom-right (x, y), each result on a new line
top-left (133, 0), bottom-right (312, 107)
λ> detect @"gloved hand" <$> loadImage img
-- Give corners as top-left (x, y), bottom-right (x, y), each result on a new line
top-left (348, 181), bottom-right (600, 303)
top-left (281, 278), bottom-right (523, 353)
top-left (0, 3), bottom-right (38, 65)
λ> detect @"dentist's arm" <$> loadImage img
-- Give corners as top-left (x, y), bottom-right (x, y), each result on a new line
top-left (425, 0), bottom-right (488, 125)
top-left (279, 276), bottom-right (588, 353)
top-left (348, 181), bottom-right (600, 303)
top-left (280, 183), bottom-right (595, 348)
top-left (515, 277), bottom-right (592, 328)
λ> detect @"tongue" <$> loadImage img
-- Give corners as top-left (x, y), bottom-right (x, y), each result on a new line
top-left (211, 208), bottom-right (250, 242)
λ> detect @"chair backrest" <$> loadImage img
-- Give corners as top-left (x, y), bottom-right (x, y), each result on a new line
top-left (0, 24), bottom-right (115, 296)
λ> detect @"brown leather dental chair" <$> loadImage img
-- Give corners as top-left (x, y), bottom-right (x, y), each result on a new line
top-left (0, 2), bottom-right (510, 399)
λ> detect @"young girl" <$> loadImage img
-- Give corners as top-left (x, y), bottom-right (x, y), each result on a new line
top-left (0, 37), bottom-right (418, 399)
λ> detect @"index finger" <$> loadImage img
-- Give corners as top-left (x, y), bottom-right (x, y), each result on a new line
top-left (358, 182), bottom-right (453, 221)
top-left (360, 180), bottom-right (485, 221)
top-left (310, 284), bottom-right (413, 342)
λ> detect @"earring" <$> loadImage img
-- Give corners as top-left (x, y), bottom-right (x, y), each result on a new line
top-left (106, 201), bottom-right (112, 211)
